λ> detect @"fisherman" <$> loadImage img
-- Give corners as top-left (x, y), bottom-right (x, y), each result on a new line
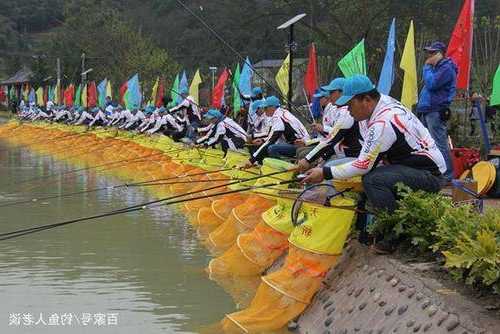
top-left (122, 107), bottom-right (146, 130)
top-left (241, 87), bottom-right (264, 134)
top-left (297, 78), bottom-right (362, 172)
top-left (195, 109), bottom-right (247, 155)
top-left (89, 107), bottom-right (108, 127)
top-left (302, 75), bottom-right (445, 215)
top-left (243, 95), bottom-right (309, 167)
top-left (74, 107), bottom-right (95, 125)
top-left (169, 87), bottom-right (201, 138)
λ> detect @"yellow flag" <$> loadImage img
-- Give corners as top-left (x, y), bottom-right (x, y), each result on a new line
top-left (82, 84), bottom-right (88, 107)
top-left (400, 20), bottom-right (418, 109)
top-left (189, 69), bottom-right (202, 104)
top-left (276, 53), bottom-right (290, 98)
top-left (150, 77), bottom-right (159, 106)
top-left (36, 87), bottom-right (44, 106)
top-left (106, 80), bottom-right (112, 100)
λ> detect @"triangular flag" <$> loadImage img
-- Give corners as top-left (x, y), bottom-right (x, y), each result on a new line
top-left (400, 20), bottom-right (418, 109)
top-left (87, 81), bottom-right (98, 108)
top-left (106, 80), bottom-right (112, 100)
top-left (36, 87), bottom-right (44, 106)
top-left (490, 65), bottom-right (500, 107)
top-left (275, 53), bottom-right (290, 98)
top-left (446, 0), bottom-right (474, 90)
top-left (74, 85), bottom-right (81, 107)
top-left (119, 81), bottom-right (128, 106)
top-left (97, 79), bottom-right (107, 108)
top-left (238, 57), bottom-right (253, 96)
top-left (338, 39), bottom-right (367, 77)
top-left (212, 69), bottom-right (229, 109)
top-left (303, 44), bottom-right (319, 99)
top-left (378, 18), bottom-right (396, 95)
top-left (150, 77), bottom-right (159, 107)
top-left (232, 63), bottom-right (241, 117)
top-left (64, 84), bottom-right (75, 107)
top-left (189, 69), bottom-right (202, 105)
top-left (81, 84), bottom-right (88, 108)
top-left (28, 88), bottom-right (36, 104)
top-left (179, 71), bottom-right (188, 97)
top-left (170, 74), bottom-right (179, 107)
top-left (124, 74), bottom-right (141, 109)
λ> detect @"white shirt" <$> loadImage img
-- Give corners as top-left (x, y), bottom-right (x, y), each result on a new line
top-left (326, 94), bottom-right (446, 179)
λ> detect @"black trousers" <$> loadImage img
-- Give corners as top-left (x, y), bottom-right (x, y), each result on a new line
top-left (362, 164), bottom-right (442, 213)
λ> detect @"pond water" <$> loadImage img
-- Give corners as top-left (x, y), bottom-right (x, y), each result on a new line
top-left (0, 135), bottom-right (235, 333)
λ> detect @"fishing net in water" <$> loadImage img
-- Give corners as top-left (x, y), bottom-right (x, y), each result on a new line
top-left (206, 195), bottom-right (276, 254)
top-left (195, 193), bottom-right (249, 239)
top-left (220, 184), bottom-right (357, 333)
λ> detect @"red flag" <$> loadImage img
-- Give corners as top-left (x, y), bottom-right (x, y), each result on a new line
top-left (156, 79), bottom-right (165, 108)
top-left (64, 84), bottom-right (75, 107)
top-left (119, 81), bottom-right (128, 106)
top-left (87, 81), bottom-right (98, 107)
top-left (212, 68), bottom-right (229, 109)
top-left (0, 86), bottom-right (6, 103)
top-left (43, 86), bottom-right (48, 106)
top-left (304, 43), bottom-right (319, 98)
top-left (446, 0), bottom-right (474, 90)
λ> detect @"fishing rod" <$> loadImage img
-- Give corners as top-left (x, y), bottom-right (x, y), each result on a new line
top-left (0, 166), bottom-right (234, 209)
top-left (0, 177), bottom-right (298, 241)
top-left (10, 150), bottom-right (173, 190)
top-left (174, 0), bottom-right (302, 114)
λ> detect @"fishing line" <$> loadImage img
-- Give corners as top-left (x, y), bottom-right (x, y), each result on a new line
top-left (0, 175), bottom-right (298, 241)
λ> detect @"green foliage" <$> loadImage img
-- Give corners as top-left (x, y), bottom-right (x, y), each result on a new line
top-left (369, 185), bottom-right (500, 293)
top-left (367, 185), bottom-right (452, 252)
top-left (442, 210), bottom-right (500, 293)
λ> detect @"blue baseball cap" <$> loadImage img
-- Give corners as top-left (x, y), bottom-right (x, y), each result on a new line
top-left (424, 41), bottom-right (446, 53)
top-left (253, 100), bottom-right (264, 110)
top-left (313, 89), bottom-right (330, 98)
top-left (263, 95), bottom-right (280, 108)
top-left (158, 106), bottom-right (166, 113)
top-left (321, 78), bottom-right (346, 92)
top-left (335, 75), bottom-right (376, 106)
top-left (204, 109), bottom-right (223, 120)
top-left (251, 87), bottom-right (263, 97)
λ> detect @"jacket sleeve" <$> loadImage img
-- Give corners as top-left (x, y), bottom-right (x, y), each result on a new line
top-left (422, 63), bottom-right (455, 92)
top-left (323, 120), bottom-right (394, 180)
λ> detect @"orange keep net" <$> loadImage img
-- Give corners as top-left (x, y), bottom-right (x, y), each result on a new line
top-left (222, 245), bottom-right (338, 333)
top-left (206, 195), bottom-right (275, 254)
top-left (207, 220), bottom-right (289, 277)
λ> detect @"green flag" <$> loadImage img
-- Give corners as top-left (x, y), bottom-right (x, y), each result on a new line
top-left (74, 84), bottom-right (82, 107)
top-left (169, 74), bottom-right (180, 107)
top-left (232, 63), bottom-right (241, 118)
top-left (338, 39), bottom-right (367, 77)
top-left (491, 64), bottom-right (500, 107)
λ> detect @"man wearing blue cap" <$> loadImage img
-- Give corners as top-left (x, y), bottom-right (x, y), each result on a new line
top-left (417, 41), bottom-right (457, 181)
top-left (89, 107), bottom-right (108, 127)
top-left (243, 95), bottom-right (309, 167)
top-left (241, 87), bottom-right (265, 134)
top-left (195, 109), bottom-right (247, 154)
top-left (303, 75), bottom-right (445, 215)
top-left (169, 87), bottom-right (201, 139)
top-left (297, 78), bottom-right (362, 172)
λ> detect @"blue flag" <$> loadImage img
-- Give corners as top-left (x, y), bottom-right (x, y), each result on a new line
top-left (311, 89), bottom-right (322, 120)
top-left (238, 57), bottom-right (253, 97)
top-left (179, 71), bottom-right (188, 103)
top-left (377, 18), bottom-right (396, 95)
top-left (28, 88), bottom-right (36, 105)
top-left (97, 79), bottom-right (107, 108)
top-left (126, 74), bottom-right (141, 109)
